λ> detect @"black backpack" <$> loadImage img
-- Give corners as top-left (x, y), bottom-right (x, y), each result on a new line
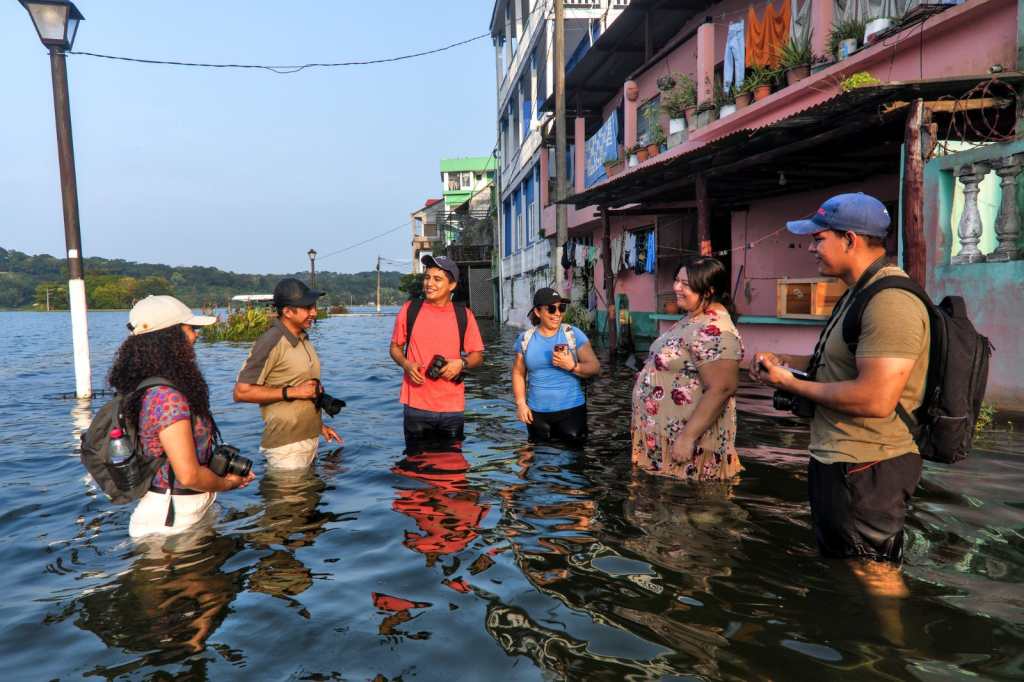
top-left (842, 277), bottom-right (992, 464)
top-left (80, 377), bottom-right (179, 504)
top-left (404, 299), bottom-right (469, 354)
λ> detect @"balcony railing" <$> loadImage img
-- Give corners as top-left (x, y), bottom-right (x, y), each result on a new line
top-left (446, 244), bottom-right (492, 264)
top-left (946, 145), bottom-right (1022, 264)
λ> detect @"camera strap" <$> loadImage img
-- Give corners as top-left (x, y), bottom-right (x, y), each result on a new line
top-left (805, 256), bottom-right (889, 377)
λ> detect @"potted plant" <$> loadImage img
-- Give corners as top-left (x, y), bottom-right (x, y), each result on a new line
top-left (735, 83), bottom-right (753, 109)
top-left (839, 70), bottom-right (881, 92)
top-left (656, 73), bottom-right (677, 92)
top-left (743, 65), bottom-right (774, 102)
top-left (643, 108), bottom-right (663, 157)
top-left (715, 79), bottom-right (736, 118)
top-left (627, 144), bottom-right (640, 167)
top-left (828, 17), bottom-right (866, 60)
top-left (603, 151), bottom-right (622, 178)
top-left (778, 32), bottom-right (813, 86)
top-left (660, 84), bottom-right (690, 135)
top-left (633, 143), bottom-right (649, 163)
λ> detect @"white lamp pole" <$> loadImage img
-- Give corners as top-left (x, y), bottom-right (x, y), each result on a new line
top-left (20, 0), bottom-right (91, 398)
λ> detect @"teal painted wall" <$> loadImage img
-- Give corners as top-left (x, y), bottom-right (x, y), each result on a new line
top-left (923, 139), bottom-right (1024, 409)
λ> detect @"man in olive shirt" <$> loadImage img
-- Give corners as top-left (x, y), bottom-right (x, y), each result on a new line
top-left (234, 278), bottom-right (342, 469)
top-left (751, 193), bottom-right (929, 566)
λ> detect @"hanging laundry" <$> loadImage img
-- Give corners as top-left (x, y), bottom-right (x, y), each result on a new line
top-left (588, 245), bottom-right (597, 264)
top-left (633, 231), bottom-right (646, 275)
top-left (723, 21), bottom-right (746, 91)
top-left (560, 244), bottom-right (571, 270)
top-left (645, 230), bottom-right (657, 273)
top-left (575, 243), bottom-right (586, 267)
top-left (610, 235), bottom-right (622, 275)
top-left (746, 0), bottom-right (790, 69)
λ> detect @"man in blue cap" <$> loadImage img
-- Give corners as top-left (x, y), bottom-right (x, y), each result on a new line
top-left (750, 193), bottom-right (930, 573)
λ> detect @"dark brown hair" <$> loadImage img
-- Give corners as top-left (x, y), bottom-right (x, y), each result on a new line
top-left (108, 325), bottom-right (217, 434)
top-left (677, 256), bottom-right (736, 319)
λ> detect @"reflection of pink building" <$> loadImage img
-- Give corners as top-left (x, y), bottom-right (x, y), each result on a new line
top-left (518, 0), bottom-right (1022, 407)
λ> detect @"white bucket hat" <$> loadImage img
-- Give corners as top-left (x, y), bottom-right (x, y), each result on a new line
top-left (128, 295), bottom-right (217, 336)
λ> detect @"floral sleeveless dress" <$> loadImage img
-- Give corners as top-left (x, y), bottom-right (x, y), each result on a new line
top-left (631, 304), bottom-right (744, 481)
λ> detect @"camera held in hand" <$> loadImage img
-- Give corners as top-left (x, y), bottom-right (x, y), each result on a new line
top-left (311, 379), bottom-right (345, 417)
top-left (764, 363), bottom-right (816, 418)
top-left (208, 444), bottom-right (253, 477)
top-left (426, 354), bottom-right (464, 384)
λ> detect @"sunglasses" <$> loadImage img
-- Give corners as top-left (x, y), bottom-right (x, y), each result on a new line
top-left (541, 303), bottom-right (568, 314)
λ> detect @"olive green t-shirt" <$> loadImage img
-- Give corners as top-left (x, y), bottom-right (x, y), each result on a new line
top-left (236, 320), bottom-right (322, 449)
top-left (810, 266), bottom-right (930, 465)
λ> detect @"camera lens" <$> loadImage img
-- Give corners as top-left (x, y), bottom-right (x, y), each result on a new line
top-left (772, 391), bottom-right (793, 412)
top-left (209, 445), bottom-right (252, 477)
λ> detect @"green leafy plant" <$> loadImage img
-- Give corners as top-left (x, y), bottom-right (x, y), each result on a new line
top-left (974, 402), bottom-right (997, 434)
top-left (200, 307), bottom-right (273, 342)
top-left (840, 71), bottom-right (881, 91)
top-left (778, 32), bottom-right (813, 69)
top-left (660, 74), bottom-right (696, 117)
top-left (827, 17), bottom-right (866, 57)
top-left (562, 302), bottom-right (593, 331)
top-left (739, 65), bottom-right (774, 92)
top-left (714, 77), bottom-right (736, 106)
top-left (644, 107), bottom-right (666, 146)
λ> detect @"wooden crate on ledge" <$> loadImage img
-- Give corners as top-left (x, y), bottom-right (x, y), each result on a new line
top-left (776, 277), bottom-right (847, 319)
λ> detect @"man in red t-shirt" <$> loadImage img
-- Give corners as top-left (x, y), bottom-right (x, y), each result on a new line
top-left (390, 255), bottom-right (485, 446)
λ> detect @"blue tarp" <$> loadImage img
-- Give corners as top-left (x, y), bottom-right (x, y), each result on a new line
top-left (584, 110), bottom-right (618, 189)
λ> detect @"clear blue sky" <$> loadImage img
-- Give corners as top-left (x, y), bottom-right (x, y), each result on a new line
top-left (1, 1), bottom-right (496, 274)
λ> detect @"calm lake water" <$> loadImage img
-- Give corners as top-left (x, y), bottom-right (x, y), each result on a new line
top-left (1, 309), bottom-right (1021, 680)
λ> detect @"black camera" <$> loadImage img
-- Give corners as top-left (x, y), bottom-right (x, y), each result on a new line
top-left (765, 364), bottom-right (815, 417)
top-left (316, 391), bottom-right (346, 417)
top-left (426, 354), bottom-right (463, 384)
top-left (208, 444), bottom-right (253, 477)
top-left (310, 379), bottom-right (345, 417)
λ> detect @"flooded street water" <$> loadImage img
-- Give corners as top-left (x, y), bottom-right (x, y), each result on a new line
top-left (1, 309), bottom-right (1022, 680)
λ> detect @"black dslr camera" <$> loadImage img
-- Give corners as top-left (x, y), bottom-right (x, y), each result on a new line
top-left (766, 364), bottom-right (816, 418)
top-left (426, 354), bottom-right (464, 384)
top-left (208, 444), bottom-right (253, 477)
top-left (312, 379), bottom-right (346, 417)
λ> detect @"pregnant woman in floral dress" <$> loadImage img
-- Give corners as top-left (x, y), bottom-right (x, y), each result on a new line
top-left (632, 257), bottom-right (744, 480)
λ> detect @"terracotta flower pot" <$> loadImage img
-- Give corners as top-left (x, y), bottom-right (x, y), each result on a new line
top-left (735, 91), bottom-right (752, 109)
top-left (785, 65), bottom-right (810, 86)
top-left (753, 84), bottom-right (772, 101)
top-left (645, 143), bottom-right (659, 158)
top-left (636, 148), bottom-right (649, 162)
top-left (604, 162), bottom-right (621, 178)
top-left (663, 301), bottom-right (680, 315)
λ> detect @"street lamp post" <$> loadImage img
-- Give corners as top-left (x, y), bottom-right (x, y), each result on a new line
top-left (20, 0), bottom-right (91, 398)
top-left (307, 248), bottom-right (317, 288)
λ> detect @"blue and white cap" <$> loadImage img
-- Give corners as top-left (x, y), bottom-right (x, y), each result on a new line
top-left (786, 193), bottom-right (890, 238)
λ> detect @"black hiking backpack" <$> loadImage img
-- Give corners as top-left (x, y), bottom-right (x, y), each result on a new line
top-left (404, 299), bottom-right (469, 354)
top-left (80, 377), bottom-right (179, 503)
top-left (842, 277), bottom-right (992, 464)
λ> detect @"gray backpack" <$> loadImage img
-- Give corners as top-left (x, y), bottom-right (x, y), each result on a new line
top-left (80, 377), bottom-right (177, 504)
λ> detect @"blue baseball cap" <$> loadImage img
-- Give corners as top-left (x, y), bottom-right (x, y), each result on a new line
top-left (786, 193), bottom-right (891, 237)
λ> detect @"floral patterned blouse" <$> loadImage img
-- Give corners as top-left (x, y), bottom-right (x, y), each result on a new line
top-left (631, 304), bottom-right (744, 481)
top-left (139, 386), bottom-right (214, 491)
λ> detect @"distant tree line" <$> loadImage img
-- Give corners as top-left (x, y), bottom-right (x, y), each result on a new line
top-left (0, 247), bottom-right (406, 310)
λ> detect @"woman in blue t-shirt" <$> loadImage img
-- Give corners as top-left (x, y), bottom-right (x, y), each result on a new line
top-left (512, 288), bottom-right (601, 444)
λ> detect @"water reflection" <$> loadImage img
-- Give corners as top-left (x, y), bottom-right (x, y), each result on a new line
top-left (247, 457), bottom-right (343, 611)
top-left (72, 529), bottom-right (246, 674)
top-left (391, 446), bottom-right (490, 566)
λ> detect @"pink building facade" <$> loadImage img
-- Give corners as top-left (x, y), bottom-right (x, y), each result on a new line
top-left (532, 0), bottom-right (1022, 408)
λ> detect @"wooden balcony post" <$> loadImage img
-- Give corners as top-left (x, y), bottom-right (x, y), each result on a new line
top-left (696, 174), bottom-right (711, 256)
top-left (696, 21), bottom-right (715, 107)
top-left (901, 99), bottom-right (928, 286)
top-left (601, 206), bottom-right (617, 351)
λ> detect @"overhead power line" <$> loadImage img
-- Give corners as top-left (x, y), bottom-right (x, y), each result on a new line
top-left (316, 221), bottom-right (411, 262)
top-left (68, 32), bottom-right (489, 74)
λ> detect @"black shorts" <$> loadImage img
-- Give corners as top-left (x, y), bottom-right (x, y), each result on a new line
top-left (808, 452), bottom-right (922, 564)
top-left (527, 404), bottom-right (588, 445)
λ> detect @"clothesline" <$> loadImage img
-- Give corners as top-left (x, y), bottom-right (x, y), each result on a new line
top-left (654, 226), bottom-right (788, 258)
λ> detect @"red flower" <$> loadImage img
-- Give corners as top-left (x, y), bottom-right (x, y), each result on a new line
top-left (645, 399), bottom-right (658, 416)
top-left (671, 388), bottom-right (692, 405)
top-left (703, 324), bottom-right (721, 337)
top-left (651, 386), bottom-right (665, 400)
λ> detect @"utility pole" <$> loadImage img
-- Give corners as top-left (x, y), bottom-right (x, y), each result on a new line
top-left (45, 287), bottom-right (51, 312)
top-left (553, 0), bottom-right (568, 293)
top-left (376, 255), bottom-right (382, 312)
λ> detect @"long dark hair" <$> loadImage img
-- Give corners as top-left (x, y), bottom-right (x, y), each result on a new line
top-left (677, 257), bottom-right (737, 319)
top-left (108, 325), bottom-right (217, 433)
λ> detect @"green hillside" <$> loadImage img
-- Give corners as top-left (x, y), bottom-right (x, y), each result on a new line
top-left (0, 247), bottom-right (406, 310)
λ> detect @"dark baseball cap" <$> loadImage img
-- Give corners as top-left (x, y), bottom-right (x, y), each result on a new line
top-left (786, 193), bottom-right (891, 238)
top-left (532, 287), bottom-right (566, 307)
top-left (273, 277), bottom-right (324, 307)
top-left (421, 254), bottom-right (460, 281)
